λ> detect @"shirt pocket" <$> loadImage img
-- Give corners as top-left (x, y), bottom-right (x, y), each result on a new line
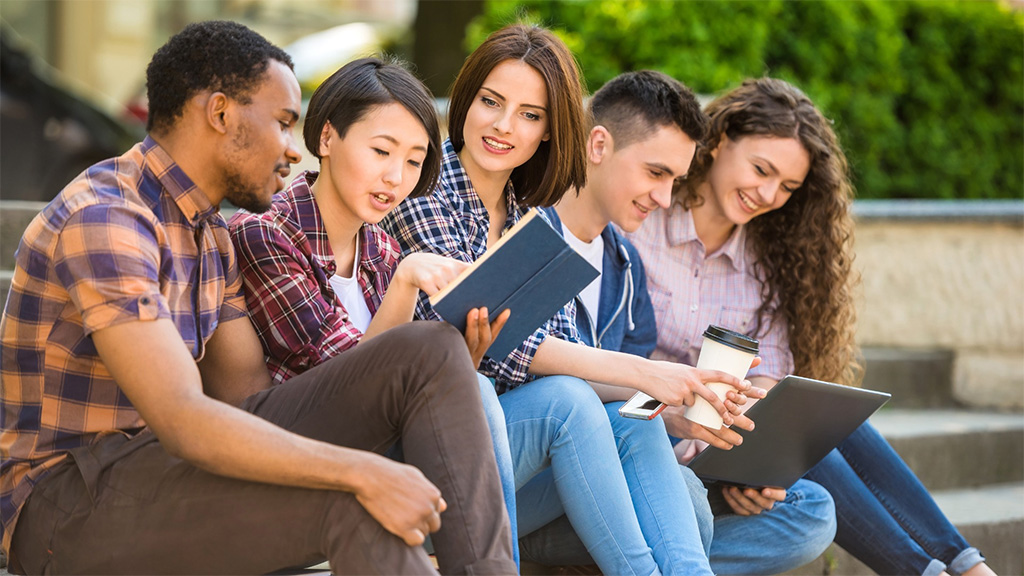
top-left (646, 283), bottom-right (673, 320)
top-left (715, 305), bottom-right (760, 337)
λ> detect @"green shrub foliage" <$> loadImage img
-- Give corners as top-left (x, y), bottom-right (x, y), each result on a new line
top-left (468, 0), bottom-right (1023, 199)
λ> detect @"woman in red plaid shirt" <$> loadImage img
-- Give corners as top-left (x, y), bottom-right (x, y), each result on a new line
top-left (229, 57), bottom-right (520, 568)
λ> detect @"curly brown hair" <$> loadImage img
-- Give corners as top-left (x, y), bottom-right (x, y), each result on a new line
top-left (677, 78), bottom-right (862, 386)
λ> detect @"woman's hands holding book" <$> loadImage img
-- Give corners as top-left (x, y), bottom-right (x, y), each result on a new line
top-left (391, 253), bottom-right (510, 367)
top-left (463, 307), bottom-right (511, 368)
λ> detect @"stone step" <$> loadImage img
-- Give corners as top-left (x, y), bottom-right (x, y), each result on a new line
top-left (871, 409), bottom-right (1024, 491)
top-left (861, 346), bottom-right (958, 408)
top-left (1, 200), bottom-right (46, 271)
top-left (785, 482), bottom-right (1024, 575)
top-left (1, 269), bottom-right (11, 312)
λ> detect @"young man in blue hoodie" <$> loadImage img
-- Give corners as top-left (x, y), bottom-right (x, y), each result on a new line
top-left (524, 70), bottom-right (837, 574)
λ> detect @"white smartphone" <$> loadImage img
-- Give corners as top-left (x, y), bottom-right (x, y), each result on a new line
top-left (618, 391), bottom-right (667, 420)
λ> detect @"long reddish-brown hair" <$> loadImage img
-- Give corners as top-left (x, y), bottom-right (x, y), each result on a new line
top-left (677, 78), bottom-right (862, 386)
top-left (447, 24), bottom-right (587, 207)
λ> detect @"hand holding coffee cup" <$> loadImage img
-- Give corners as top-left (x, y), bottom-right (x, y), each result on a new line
top-left (684, 325), bottom-right (759, 430)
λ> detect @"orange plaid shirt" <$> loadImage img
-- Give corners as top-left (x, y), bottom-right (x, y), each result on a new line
top-left (0, 137), bottom-right (247, 554)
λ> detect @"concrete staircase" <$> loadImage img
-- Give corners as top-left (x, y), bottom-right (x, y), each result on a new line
top-left (2, 201), bottom-right (1022, 574)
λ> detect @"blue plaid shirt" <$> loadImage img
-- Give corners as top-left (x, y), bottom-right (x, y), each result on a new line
top-left (381, 138), bottom-right (581, 392)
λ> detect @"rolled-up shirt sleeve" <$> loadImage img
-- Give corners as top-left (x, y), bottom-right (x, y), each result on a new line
top-left (53, 203), bottom-right (171, 334)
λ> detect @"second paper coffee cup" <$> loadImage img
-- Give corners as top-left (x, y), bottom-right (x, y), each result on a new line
top-left (684, 325), bottom-right (759, 429)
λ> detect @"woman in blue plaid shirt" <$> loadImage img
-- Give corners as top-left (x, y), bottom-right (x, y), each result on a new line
top-left (383, 23), bottom-right (764, 576)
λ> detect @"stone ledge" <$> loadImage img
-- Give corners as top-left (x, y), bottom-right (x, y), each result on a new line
top-left (954, 352), bottom-right (1024, 410)
top-left (853, 199), bottom-right (1024, 224)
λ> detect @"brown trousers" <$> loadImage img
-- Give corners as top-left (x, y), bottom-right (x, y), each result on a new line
top-left (10, 322), bottom-right (514, 575)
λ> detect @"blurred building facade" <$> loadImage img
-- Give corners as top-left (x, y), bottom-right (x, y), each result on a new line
top-left (0, 0), bottom-right (416, 118)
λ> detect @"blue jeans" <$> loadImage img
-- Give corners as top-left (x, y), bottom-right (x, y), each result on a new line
top-left (507, 388), bottom-right (712, 576)
top-left (691, 474), bottom-right (837, 575)
top-left (804, 421), bottom-right (984, 576)
top-left (520, 463), bottom-right (835, 576)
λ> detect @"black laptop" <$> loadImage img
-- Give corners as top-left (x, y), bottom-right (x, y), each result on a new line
top-left (687, 375), bottom-right (891, 489)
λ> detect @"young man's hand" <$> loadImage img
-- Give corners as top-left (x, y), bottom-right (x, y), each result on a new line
top-left (643, 360), bottom-right (765, 415)
top-left (662, 405), bottom-right (756, 449)
top-left (353, 454), bottom-right (448, 546)
top-left (721, 485), bottom-right (786, 516)
top-left (463, 307), bottom-right (510, 368)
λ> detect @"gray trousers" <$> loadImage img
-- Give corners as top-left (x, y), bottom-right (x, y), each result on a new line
top-left (10, 322), bottom-right (515, 575)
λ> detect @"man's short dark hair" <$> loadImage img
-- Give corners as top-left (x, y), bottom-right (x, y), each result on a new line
top-left (146, 20), bottom-right (293, 133)
top-left (589, 70), bottom-right (707, 150)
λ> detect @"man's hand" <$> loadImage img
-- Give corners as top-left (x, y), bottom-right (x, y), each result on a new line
top-left (463, 307), bottom-right (510, 368)
top-left (721, 485), bottom-right (786, 516)
top-left (393, 253), bottom-right (467, 296)
top-left (662, 404), bottom-right (756, 450)
top-left (644, 360), bottom-right (766, 416)
top-left (352, 454), bottom-right (448, 546)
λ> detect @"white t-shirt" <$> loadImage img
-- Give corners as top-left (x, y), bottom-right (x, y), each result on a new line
top-left (562, 223), bottom-right (604, 325)
top-left (328, 236), bottom-right (373, 334)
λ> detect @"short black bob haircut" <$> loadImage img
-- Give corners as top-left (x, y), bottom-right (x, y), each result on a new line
top-left (146, 20), bottom-right (293, 133)
top-left (303, 57), bottom-right (442, 200)
top-left (589, 70), bottom-right (708, 151)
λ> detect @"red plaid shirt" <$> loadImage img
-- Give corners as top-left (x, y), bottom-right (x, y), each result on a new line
top-left (0, 137), bottom-right (247, 554)
top-left (229, 171), bottom-right (401, 384)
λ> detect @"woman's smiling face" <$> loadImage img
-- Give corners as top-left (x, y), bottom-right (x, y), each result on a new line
top-left (458, 59), bottom-right (550, 183)
top-left (705, 135), bottom-right (811, 226)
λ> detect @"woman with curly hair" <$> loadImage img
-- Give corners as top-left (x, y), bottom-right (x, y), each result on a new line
top-left (629, 77), bottom-right (995, 576)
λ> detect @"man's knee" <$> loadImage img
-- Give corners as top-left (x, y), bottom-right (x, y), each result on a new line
top-left (790, 479), bottom-right (837, 534)
top-left (381, 321), bottom-right (467, 361)
top-left (785, 479), bottom-right (838, 561)
top-left (396, 322), bottom-right (477, 379)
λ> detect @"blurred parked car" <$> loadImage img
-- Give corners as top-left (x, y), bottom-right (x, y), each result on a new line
top-left (1, 28), bottom-right (141, 202)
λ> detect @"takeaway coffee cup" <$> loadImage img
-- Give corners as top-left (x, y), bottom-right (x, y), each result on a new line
top-left (684, 325), bottom-right (759, 430)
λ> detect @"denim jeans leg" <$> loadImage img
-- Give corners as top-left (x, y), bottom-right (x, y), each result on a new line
top-left (835, 422), bottom-right (982, 573)
top-left (706, 479), bottom-right (836, 575)
top-left (476, 373), bottom-right (520, 569)
top-left (805, 444), bottom-right (944, 575)
top-left (500, 376), bottom-right (665, 576)
top-left (517, 464), bottom-right (716, 569)
top-left (679, 466), bottom-right (713, 556)
top-left (606, 402), bottom-right (714, 576)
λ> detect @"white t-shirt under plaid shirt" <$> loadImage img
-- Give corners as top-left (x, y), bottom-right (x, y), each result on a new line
top-left (626, 202), bottom-right (794, 382)
top-left (381, 138), bottom-right (582, 393)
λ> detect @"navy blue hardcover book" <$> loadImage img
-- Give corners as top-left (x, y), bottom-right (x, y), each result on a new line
top-left (429, 208), bottom-right (599, 360)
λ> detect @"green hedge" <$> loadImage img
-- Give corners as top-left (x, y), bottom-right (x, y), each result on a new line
top-left (467, 1), bottom-right (1023, 199)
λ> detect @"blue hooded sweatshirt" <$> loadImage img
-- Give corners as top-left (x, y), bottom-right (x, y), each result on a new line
top-left (542, 206), bottom-right (657, 358)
